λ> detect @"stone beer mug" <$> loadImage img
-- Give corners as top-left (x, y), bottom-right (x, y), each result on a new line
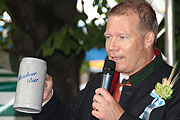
top-left (14, 57), bottom-right (47, 113)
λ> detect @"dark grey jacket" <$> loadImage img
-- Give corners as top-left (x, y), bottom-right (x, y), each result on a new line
top-left (32, 53), bottom-right (180, 120)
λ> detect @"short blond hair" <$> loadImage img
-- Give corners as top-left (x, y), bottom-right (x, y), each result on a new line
top-left (108, 0), bottom-right (158, 40)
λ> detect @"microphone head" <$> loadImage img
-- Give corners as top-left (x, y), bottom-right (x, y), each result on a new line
top-left (103, 60), bottom-right (116, 75)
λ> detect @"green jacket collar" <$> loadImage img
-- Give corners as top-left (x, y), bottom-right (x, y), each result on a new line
top-left (130, 51), bottom-right (164, 85)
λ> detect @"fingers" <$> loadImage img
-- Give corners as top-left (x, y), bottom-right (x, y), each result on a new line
top-left (44, 74), bottom-right (53, 89)
top-left (92, 99), bottom-right (101, 111)
top-left (43, 74), bottom-right (53, 102)
top-left (92, 108), bottom-right (100, 119)
top-left (92, 95), bottom-right (103, 119)
top-left (92, 94), bottom-right (103, 110)
top-left (92, 94), bottom-right (107, 119)
top-left (92, 88), bottom-right (125, 119)
top-left (46, 74), bottom-right (51, 81)
top-left (92, 88), bottom-right (111, 112)
top-left (93, 92), bottom-right (104, 103)
top-left (95, 88), bottom-right (111, 98)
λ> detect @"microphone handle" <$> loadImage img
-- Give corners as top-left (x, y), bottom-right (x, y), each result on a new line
top-left (101, 73), bottom-right (113, 92)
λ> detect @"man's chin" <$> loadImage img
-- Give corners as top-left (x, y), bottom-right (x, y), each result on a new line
top-left (115, 67), bottom-right (126, 73)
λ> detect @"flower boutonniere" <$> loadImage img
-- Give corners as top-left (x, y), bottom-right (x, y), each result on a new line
top-left (155, 62), bottom-right (180, 100)
top-left (139, 62), bottom-right (180, 120)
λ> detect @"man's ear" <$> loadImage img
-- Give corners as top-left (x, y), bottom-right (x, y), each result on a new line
top-left (144, 31), bottom-right (155, 48)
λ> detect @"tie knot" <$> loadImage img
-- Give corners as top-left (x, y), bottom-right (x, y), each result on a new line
top-left (121, 78), bottom-right (130, 84)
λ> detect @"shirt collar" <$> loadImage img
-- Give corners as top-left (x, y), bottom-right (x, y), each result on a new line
top-left (119, 73), bottom-right (129, 83)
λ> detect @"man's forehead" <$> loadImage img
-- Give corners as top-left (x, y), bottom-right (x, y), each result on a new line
top-left (107, 13), bottom-right (140, 27)
top-left (107, 13), bottom-right (139, 25)
top-left (104, 14), bottom-right (142, 36)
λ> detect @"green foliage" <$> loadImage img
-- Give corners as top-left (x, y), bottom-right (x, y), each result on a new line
top-left (175, 1), bottom-right (180, 61)
top-left (0, 0), bottom-right (6, 14)
top-left (82, 21), bottom-right (106, 50)
top-left (80, 60), bottom-right (89, 73)
top-left (1, 0), bottom-right (180, 61)
top-left (0, 0), bottom-right (11, 16)
top-left (37, 22), bottom-right (106, 57)
top-left (156, 21), bottom-right (165, 53)
top-left (37, 0), bottom-right (109, 57)
top-left (37, 24), bottom-right (81, 56)
top-left (156, 1), bottom-right (180, 61)
top-left (115, 0), bottom-right (124, 3)
top-left (0, 0), bottom-right (13, 49)
top-left (0, 23), bottom-right (13, 49)
top-left (0, 36), bottom-right (13, 48)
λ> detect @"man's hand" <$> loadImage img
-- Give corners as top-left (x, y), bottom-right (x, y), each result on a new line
top-left (92, 88), bottom-right (125, 120)
top-left (43, 74), bottom-right (53, 103)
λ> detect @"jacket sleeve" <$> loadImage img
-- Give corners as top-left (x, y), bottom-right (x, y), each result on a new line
top-left (31, 89), bottom-right (86, 120)
top-left (31, 73), bottom-right (102, 120)
top-left (32, 92), bottom-right (66, 120)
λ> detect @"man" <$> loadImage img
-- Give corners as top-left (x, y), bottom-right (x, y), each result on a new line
top-left (32, 0), bottom-right (180, 119)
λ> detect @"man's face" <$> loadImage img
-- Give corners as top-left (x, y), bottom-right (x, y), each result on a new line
top-left (105, 14), bottom-right (150, 76)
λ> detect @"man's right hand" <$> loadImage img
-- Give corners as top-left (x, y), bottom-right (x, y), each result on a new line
top-left (43, 74), bottom-right (53, 103)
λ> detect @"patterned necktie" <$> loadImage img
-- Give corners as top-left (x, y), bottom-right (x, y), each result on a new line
top-left (113, 78), bottom-right (131, 102)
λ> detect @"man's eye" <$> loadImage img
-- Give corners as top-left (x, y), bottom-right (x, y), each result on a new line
top-left (105, 35), bottom-right (112, 40)
top-left (118, 36), bottom-right (127, 40)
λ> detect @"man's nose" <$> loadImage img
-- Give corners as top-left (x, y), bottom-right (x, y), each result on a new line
top-left (109, 38), bottom-right (118, 51)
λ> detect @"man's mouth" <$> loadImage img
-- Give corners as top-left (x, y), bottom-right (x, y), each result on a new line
top-left (111, 56), bottom-right (124, 62)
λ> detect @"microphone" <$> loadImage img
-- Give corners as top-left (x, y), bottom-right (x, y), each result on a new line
top-left (101, 60), bottom-right (116, 92)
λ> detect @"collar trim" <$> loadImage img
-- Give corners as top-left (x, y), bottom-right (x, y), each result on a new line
top-left (110, 49), bottom-right (164, 91)
top-left (130, 50), bottom-right (164, 85)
